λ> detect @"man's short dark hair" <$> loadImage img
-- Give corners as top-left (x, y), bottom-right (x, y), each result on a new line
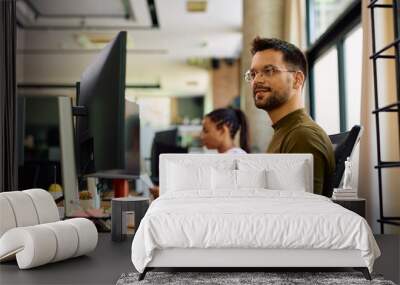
top-left (250, 37), bottom-right (307, 79)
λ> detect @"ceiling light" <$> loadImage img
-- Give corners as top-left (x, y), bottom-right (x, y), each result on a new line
top-left (75, 33), bottom-right (134, 49)
top-left (186, 81), bottom-right (198, 86)
top-left (186, 1), bottom-right (207, 13)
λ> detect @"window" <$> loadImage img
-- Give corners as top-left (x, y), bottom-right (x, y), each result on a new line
top-left (314, 47), bottom-right (341, 134)
top-left (306, 0), bottom-right (361, 133)
top-left (308, 0), bottom-right (356, 44)
top-left (344, 26), bottom-right (363, 129)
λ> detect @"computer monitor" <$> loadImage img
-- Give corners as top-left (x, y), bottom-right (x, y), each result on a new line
top-left (153, 128), bottom-right (178, 146)
top-left (75, 31), bottom-right (140, 179)
top-left (17, 95), bottom-right (63, 190)
top-left (150, 129), bottom-right (187, 184)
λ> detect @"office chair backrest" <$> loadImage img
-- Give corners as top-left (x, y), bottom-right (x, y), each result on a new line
top-left (150, 142), bottom-right (188, 184)
top-left (328, 125), bottom-right (363, 192)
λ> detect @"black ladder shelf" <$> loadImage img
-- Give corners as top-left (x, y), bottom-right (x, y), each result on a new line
top-left (368, 0), bottom-right (400, 233)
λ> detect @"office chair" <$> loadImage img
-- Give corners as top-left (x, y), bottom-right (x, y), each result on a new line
top-left (150, 142), bottom-right (188, 185)
top-left (328, 125), bottom-right (363, 196)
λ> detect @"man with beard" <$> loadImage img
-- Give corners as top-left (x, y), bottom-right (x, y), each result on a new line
top-left (245, 37), bottom-right (335, 196)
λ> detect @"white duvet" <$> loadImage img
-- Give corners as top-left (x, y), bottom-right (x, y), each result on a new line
top-left (131, 190), bottom-right (380, 273)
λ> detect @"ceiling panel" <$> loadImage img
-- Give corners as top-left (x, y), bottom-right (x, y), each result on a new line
top-left (156, 0), bottom-right (242, 33)
top-left (17, 0), bottom-right (243, 60)
top-left (16, 0), bottom-right (153, 28)
top-left (29, 0), bottom-right (125, 16)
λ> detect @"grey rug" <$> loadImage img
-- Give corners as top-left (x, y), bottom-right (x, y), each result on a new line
top-left (116, 271), bottom-right (396, 285)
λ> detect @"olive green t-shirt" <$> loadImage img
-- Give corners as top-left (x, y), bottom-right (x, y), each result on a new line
top-left (267, 108), bottom-right (335, 195)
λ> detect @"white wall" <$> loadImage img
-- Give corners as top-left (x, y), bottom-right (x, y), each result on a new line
top-left (18, 29), bottom-right (213, 98)
top-left (20, 52), bottom-right (209, 98)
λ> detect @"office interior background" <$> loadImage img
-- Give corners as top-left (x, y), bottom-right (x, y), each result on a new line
top-left (1, 0), bottom-right (399, 234)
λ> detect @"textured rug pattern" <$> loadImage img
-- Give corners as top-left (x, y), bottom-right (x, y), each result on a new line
top-left (117, 271), bottom-right (395, 285)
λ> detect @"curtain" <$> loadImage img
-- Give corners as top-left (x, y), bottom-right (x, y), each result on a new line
top-left (358, 0), bottom-right (400, 233)
top-left (0, 0), bottom-right (17, 192)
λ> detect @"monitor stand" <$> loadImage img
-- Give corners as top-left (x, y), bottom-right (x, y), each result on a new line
top-left (58, 96), bottom-right (80, 217)
top-left (113, 179), bottom-right (129, 197)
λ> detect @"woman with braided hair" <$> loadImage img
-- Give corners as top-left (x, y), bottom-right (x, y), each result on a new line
top-left (149, 107), bottom-right (249, 199)
top-left (200, 107), bottom-right (249, 154)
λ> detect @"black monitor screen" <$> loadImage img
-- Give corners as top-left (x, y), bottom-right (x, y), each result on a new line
top-left (75, 31), bottom-right (140, 178)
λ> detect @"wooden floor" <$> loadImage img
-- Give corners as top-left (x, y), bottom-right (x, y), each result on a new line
top-left (0, 234), bottom-right (398, 285)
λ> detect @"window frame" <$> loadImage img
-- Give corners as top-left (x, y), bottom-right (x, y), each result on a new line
top-left (306, 0), bottom-right (362, 132)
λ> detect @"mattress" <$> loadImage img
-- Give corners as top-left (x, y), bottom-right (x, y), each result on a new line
top-left (131, 190), bottom-right (380, 273)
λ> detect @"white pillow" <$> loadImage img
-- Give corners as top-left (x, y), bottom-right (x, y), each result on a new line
top-left (266, 165), bottom-right (307, 191)
top-left (236, 169), bottom-right (267, 189)
top-left (211, 169), bottom-right (268, 191)
top-left (211, 168), bottom-right (236, 190)
top-left (167, 162), bottom-right (212, 191)
top-left (237, 159), bottom-right (309, 192)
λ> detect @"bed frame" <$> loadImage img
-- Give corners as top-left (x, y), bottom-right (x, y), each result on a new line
top-left (138, 154), bottom-right (372, 281)
top-left (139, 249), bottom-right (371, 280)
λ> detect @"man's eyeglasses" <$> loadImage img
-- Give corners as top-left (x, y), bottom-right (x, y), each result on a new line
top-left (244, 66), bottom-right (297, 82)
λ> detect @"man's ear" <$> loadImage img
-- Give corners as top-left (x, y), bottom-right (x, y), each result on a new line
top-left (293, 71), bottom-right (305, 90)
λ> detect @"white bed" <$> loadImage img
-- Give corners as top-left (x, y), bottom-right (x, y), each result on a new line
top-left (131, 154), bottom-right (380, 280)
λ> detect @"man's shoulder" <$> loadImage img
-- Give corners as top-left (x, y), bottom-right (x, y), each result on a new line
top-left (282, 123), bottom-right (333, 154)
top-left (286, 123), bottom-right (328, 141)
